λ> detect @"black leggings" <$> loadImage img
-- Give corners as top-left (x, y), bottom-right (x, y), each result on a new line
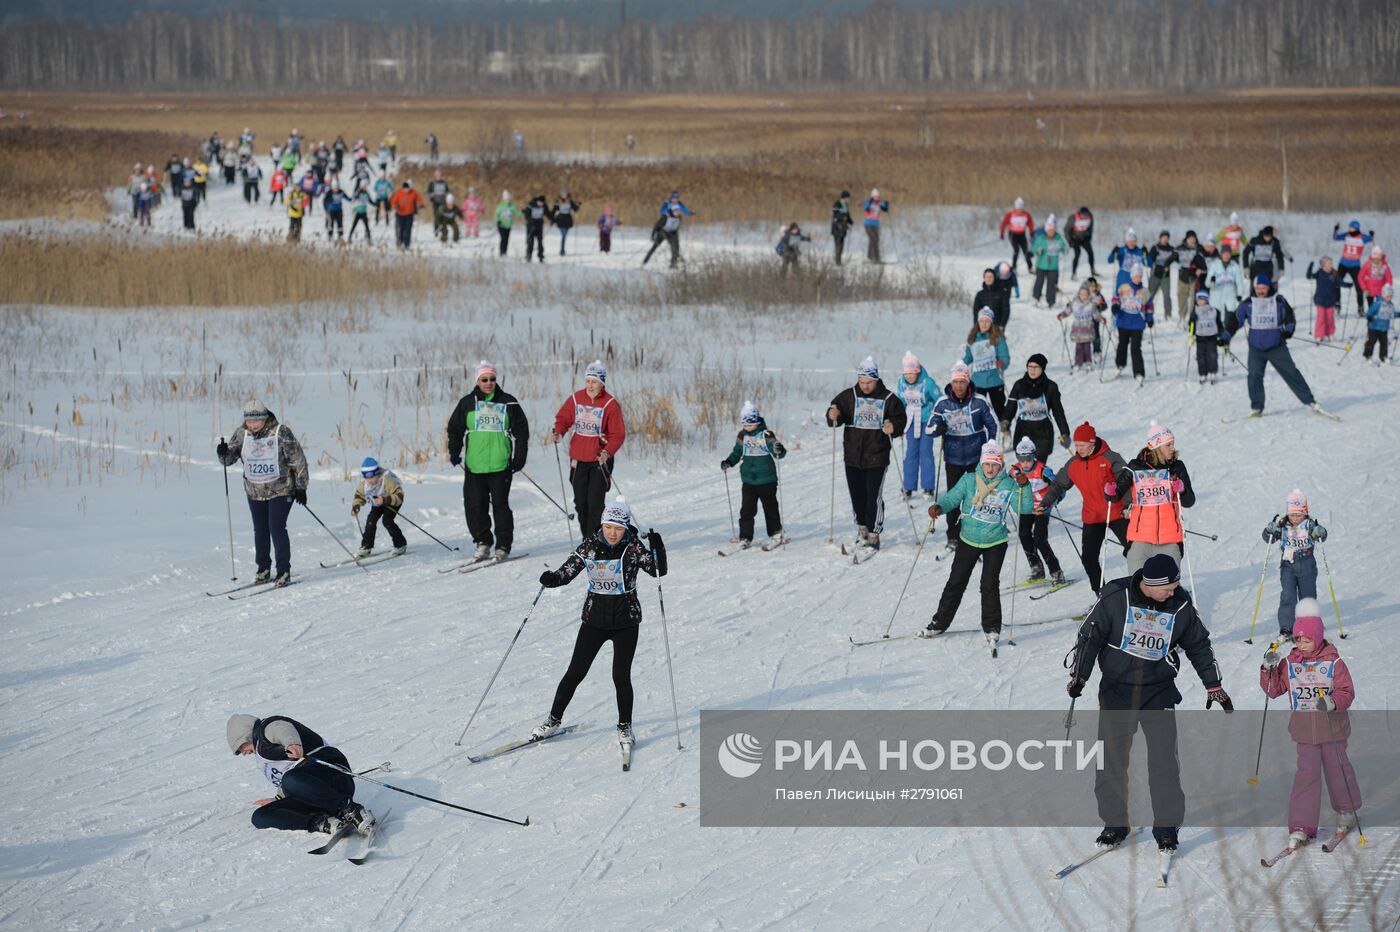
top-left (1081, 517), bottom-right (1130, 593)
top-left (1115, 328), bottom-right (1145, 377)
top-left (1363, 330), bottom-right (1389, 361)
top-left (1336, 265), bottom-right (1364, 311)
top-left (1070, 238), bottom-right (1094, 277)
top-left (1017, 513), bottom-right (1061, 575)
top-left (931, 539), bottom-right (1008, 633)
top-left (844, 464), bottom-right (886, 533)
top-left (1009, 231), bottom-right (1032, 272)
top-left (550, 622), bottom-right (640, 724)
top-left (974, 384), bottom-right (1008, 422)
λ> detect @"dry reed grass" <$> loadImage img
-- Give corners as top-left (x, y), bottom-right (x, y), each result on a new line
top-left (0, 233), bottom-right (454, 307)
top-left (0, 125), bottom-right (198, 220)
top-left (9, 91), bottom-right (1399, 223)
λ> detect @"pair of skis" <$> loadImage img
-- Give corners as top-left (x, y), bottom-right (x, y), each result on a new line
top-left (467, 722), bottom-right (635, 772)
top-left (849, 613), bottom-right (1081, 648)
top-left (437, 552), bottom-right (530, 574)
top-left (1221, 405), bottom-right (1342, 425)
top-left (1052, 829), bottom-right (1173, 888)
top-left (307, 809), bottom-right (390, 864)
top-left (1261, 826), bottom-right (1352, 867)
top-left (319, 549), bottom-right (404, 569)
top-left (206, 577), bottom-right (299, 601)
top-left (718, 538), bottom-right (789, 557)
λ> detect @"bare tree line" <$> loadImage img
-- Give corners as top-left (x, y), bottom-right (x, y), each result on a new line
top-left (2, 0), bottom-right (1396, 93)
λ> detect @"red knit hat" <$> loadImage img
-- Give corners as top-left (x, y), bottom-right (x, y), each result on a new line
top-left (1072, 422), bottom-right (1096, 443)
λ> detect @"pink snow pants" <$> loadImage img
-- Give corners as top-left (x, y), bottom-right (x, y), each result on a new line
top-left (1315, 305), bottom-right (1336, 340)
top-left (1289, 739), bottom-right (1360, 837)
top-left (464, 211), bottom-right (480, 237)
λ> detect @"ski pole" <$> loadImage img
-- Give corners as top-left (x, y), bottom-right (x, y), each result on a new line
top-left (357, 761), bottom-right (392, 775)
top-left (1245, 544), bottom-right (1277, 644)
top-left (1247, 642), bottom-right (1279, 785)
top-left (1225, 345), bottom-right (1249, 372)
top-left (381, 504), bottom-right (458, 552)
top-left (1182, 333), bottom-right (1193, 382)
top-left (1147, 322), bottom-right (1160, 376)
top-left (1059, 318), bottom-right (1071, 364)
top-left (650, 530), bottom-right (684, 751)
top-left (1176, 500), bottom-right (1197, 597)
top-left (1007, 489), bottom-right (1022, 646)
top-left (1051, 504), bottom-right (1083, 562)
top-left (1290, 335), bottom-right (1348, 351)
top-left (220, 437), bottom-right (238, 580)
top-left (768, 434), bottom-right (789, 544)
top-left (455, 585), bottom-right (546, 746)
top-left (314, 758), bottom-right (528, 826)
top-left (519, 468), bottom-right (575, 520)
top-left (891, 437), bottom-right (920, 544)
top-left (722, 466), bottom-right (737, 543)
top-left (1063, 697), bottom-right (1076, 743)
top-left (301, 502), bottom-right (371, 572)
top-left (1323, 711), bottom-right (1367, 845)
top-left (1335, 338), bottom-right (1354, 366)
top-left (826, 425), bottom-right (837, 544)
top-left (882, 518), bottom-right (934, 638)
top-left (1056, 507), bottom-right (1217, 542)
top-left (1319, 543), bottom-right (1347, 639)
top-left (553, 443), bottom-right (575, 547)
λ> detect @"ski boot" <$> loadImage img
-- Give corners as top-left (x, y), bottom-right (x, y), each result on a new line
top-left (530, 715), bottom-right (561, 742)
top-left (393, 544), bottom-right (408, 555)
top-left (1026, 562), bottom-right (1047, 583)
top-left (356, 546), bottom-right (373, 559)
top-left (1286, 829), bottom-right (1310, 851)
top-left (1154, 827), bottom-right (1179, 852)
top-left (1135, 374), bottom-right (1144, 386)
top-left (919, 617), bottom-right (950, 638)
top-left (617, 722), bottom-right (635, 749)
top-left (273, 571), bottom-right (292, 588)
top-left (1096, 826), bottom-right (1130, 849)
top-left (254, 569), bottom-right (272, 584)
top-left (308, 813), bottom-right (339, 834)
top-left (1050, 569), bottom-right (1067, 587)
top-left (339, 803), bottom-right (375, 836)
top-left (493, 547), bottom-right (510, 560)
top-left (474, 542), bottom-right (491, 560)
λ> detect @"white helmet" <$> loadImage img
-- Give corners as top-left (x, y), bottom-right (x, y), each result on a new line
top-left (1013, 197), bottom-right (1024, 209)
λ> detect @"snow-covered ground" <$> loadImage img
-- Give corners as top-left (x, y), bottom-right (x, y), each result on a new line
top-left (1, 178), bottom-right (1396, 930)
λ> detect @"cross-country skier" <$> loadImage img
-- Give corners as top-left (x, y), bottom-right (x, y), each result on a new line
top-left (1035, 421), bottom-right (1128, 594)
top-left (973, 268), bottom-right (1011, 330)
top-left (1066, 205), bottom-right (1096, 277)
top-left (999, 197), bottom-right (1034, 274)
top-left (1258, 602), bottom-right (1359, 855)
top-left (1068, 553), bottom-right (1230, 857)
top-left (1244, 226), bottom-right (1287, 288)
top-left (1107, 229), bottom-right (1147, 291)
top-left (1364, 283), bottom-right (1396, 364)
top-left (1173, 231), bottom-right (1203, 326)
top-left (1188, 290), bottom-right (1223, 384)
top-left (1262, 490), bottom-right (1329, 638)
top-left (1010, 437), bottom-right (1063, 586)
top-left (922, 441), bottom-right (1022, 644)
top-left (1358, 246), bottom-right (1393, 311)
top-left (719, 400), bottom-right (787, 548)
top-left (352, 456), bottom-right (407, 557)
top-left (596, 203), bottom-right (622, 253)
top-left (215, 401), bottom-right (308, 587)
top-left (1145, 229), bottom-right (1177, 320)
top-left (494, 191), bottom-right (522, 257)
top-left (553, 189), bottom-right (580, 256)
top-left (1216, 211), bottom-right (1245, 258)
top-left (1220, 274), bottom-right (1324, 418)
top-left (1057, 287), bottom-right (1101, 371)
top-left (1110, 270), bottom-right (1153, 385)
top-left (1331, 220), bottom-right (1373, 306)
top-left (965, 308), bottom-right (1011, 428)
top-left (227, 713), bottom-right (373, 835)
top-left (863, 188), bottom-right (890, 263)
top-left (831, 190), bottom-right (854, 265)
top-left (1205, 243), bottom-right (1246, 317)
top-left (446, 361), bottom-right (529, 561)
top-left (549, 361), bottom-right (625, 539)
top-left (1107, 422), bottom-right (1193, 575)
top-left (927, 361), bottom-right (999, 552)
top-left (1307, 257), bottom-right (1340, 342)
top-left (826, 356), bottom-right (906, 551)
top-left (529, 497), bottom-right (667, 755)
top-left (896, 352), bottom-right (940, 500)
top-left (1006, 352), bottom-right (1070, 462)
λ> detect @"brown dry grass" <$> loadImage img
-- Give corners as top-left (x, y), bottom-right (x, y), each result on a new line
top-left (7, 90), bottom-right (1399, 222)
top-left (0, 125), bottom-right (199, 221)
top-left (0, 233), bottom-right (452, 307)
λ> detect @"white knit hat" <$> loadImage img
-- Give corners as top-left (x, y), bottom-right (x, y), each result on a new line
top-left (601, 495), bottom-right (631, 528)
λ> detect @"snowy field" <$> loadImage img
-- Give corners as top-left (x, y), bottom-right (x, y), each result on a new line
top-left (1, 178), bottom-right (1398, 930)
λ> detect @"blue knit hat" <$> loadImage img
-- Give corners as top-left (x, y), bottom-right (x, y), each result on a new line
top-left (584, 360), bottom-right (607, 385)
top-left (360, 456), bottom-right (381, 478)
top-left (1255, 274), bottom-right (1272, 287)
top-left (856, 356), bottom-right (879, 380)
top-left (740, 400), bottom-right (761, 425)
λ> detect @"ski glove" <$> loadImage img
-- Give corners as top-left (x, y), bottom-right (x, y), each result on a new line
top-left (293, 489), bottom-right (307, 506)
top-left (646, 530), bottom-right (668, 577)
top-left (1317, 694), bottom-right (1336, 712)
top-left (720, 460), bottom-right (731, 471)
top-left (1206, 687), bottom-right (1233, 712)
top-left (1263, 648), bottom-right (1282, 667)
top-left (1058, 434), bottom-right (1070, 450)
top-left (1067, 678), bottom-right (1085, 699)
top-left (216, 440), bottom-right (229, 458)
top-left (927, 505), bottom-right (942, 520)
top-left (539, 570), bottom-right (561, 588)
top-left (1014, 472), bottom-right (1030, 487)
top-left (450, 453), bottom-right (461, 467)
top-left (1103, 481), bottom-right (1117, 499)
top-left (1171, 478), bottom-right (1185, 495)
top-left (1217, 337), bottom-right (1230, 347)
top-left (351, 503), bottom-right (361, 517)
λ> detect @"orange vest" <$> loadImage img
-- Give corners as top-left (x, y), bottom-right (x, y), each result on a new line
top-left (1126, 467), bottom-right (1182, 544)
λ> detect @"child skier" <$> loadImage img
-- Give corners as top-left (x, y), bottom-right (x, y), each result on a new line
top-left (778, 222), bottom-right (811, 276)
top-left (922, 441), bottom-right (1023, 647)
top-left (1306, 257), bottom-right (1340, 341)
top-left (896, 351), bottom-right (940, 500)
top-left (1010, 437), bottom-right (1064, 586)
top-left (1364, 283), bottom-right (1395, 365)
top-left (719, 401), bottom-right (787, 548)
top-left (1262, 490), bottom-right (1329, 638)
top-left (351, 457), bottom-right (407, 558)
top-left (1086, 276), bottom-right (1108, 359)
top-left (964, 307), bottom-right (1011, 429)
top-left (463, 186), bottom-right (482, 238)
top-left (438, 194), bottom-right (463, 244)
top-left (1057, 286), bottom-right (1100, 370)
top-left (1358, 246), bottom-right (1392, 311)
top-left (1258, 602), bottom-right (1359, 854)
top-left (597, 203), bottom-right (622, 253)
top-left (1188, 290), bottom-right (1223, 383)
top-left (530, 497), bottom-right (667, 755)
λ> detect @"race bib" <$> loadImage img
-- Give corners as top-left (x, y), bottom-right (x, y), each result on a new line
top-left (1287, 660), bottom-right (1335, 711)
top-left (1119, 295), bottom-right (1144, 318)
top-left (1194, 312), bottom-right (1218, 337)
top-left (257, 753), bottom-right (299, 788)
top-left (362, 475), bottom-right (385, 502)
top-left (742, 435), bottom-right (769, 457)
top-left (1342, 239), bottom-right (1364, 262)
top-left (970, 341), bottom-right (998, 373)
top-left (901, 385), bottom-right (924, 406)
top-left (944, 407), bottom-right (974, 436)
top-left (969, 488), bottom-right (1012, 527)
top-left (1282, 523), bottom-right (1312, 561)
top-left (852, 396), bottom-right (886, 430)
top-left (1251, 296), bottom-right (1279, 330)
top-left (574, 403), bottom-right (605, 438)
top-left (1176, 248), bottom-right (1196, 265)
top-left (474, 400), bottom-right (507, 433)
top-left (1016, 395), bottom-right (1048, 421)
top-left (585, 558), bottom-right (627, 594)
top-left (1119, 604), bottom-right (1176, 661)
top-left (1009, 214), bottom-right (1028, 233)
top-left (242, 431), bottom-right (281, 485)
top-left (1073, 216), bottom-right (1091, 232)
top-left (1133, 469), bottom-right (1172, 507)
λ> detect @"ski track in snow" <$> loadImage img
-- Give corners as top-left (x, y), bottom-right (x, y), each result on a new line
top-left (0, 179), bottom-right (1397, 929)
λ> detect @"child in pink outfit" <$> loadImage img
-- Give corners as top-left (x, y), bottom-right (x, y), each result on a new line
top-left (463, 187), bottom-right (482, 238)
top-left (1358, 246), bottom-right (1393, 308)
top-left (597, 204), bottom-right (622, 254)
top-left (1258, 600), bottom-right (1360, 849)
